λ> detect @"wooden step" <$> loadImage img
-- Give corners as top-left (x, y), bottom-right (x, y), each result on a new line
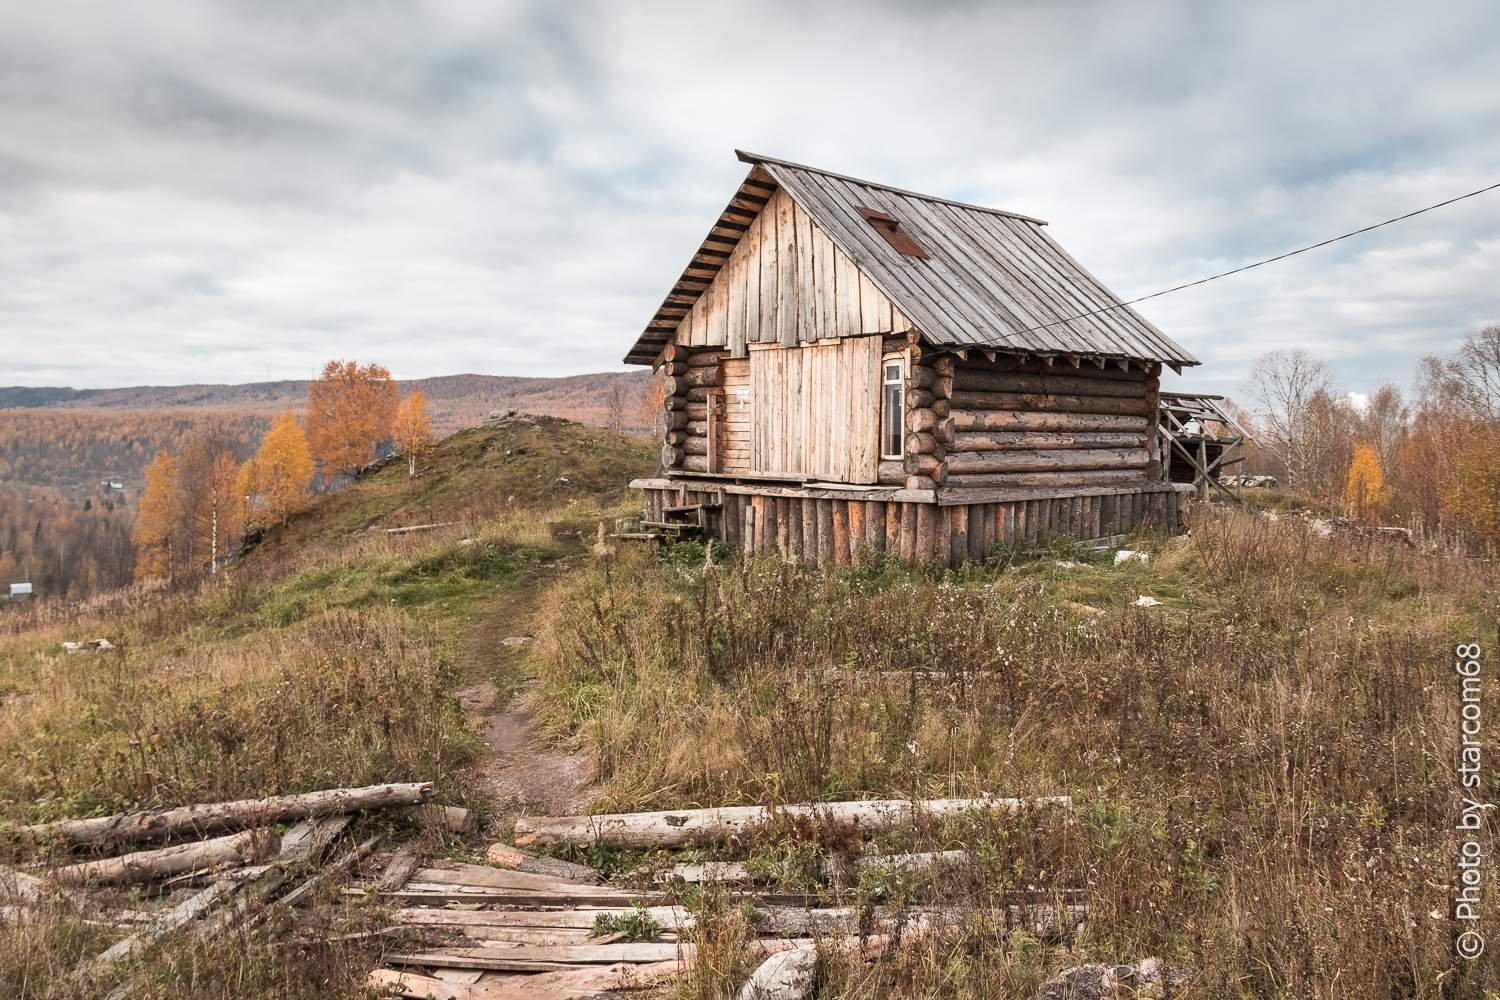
top-left (663, 503), bottom-right (720, 513)
top-left (639, 521), bottom-right (701, 533)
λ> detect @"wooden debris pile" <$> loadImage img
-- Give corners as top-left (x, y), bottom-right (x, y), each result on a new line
top-left (1, 781), bottom-right (442, 996)
top-left (360, 795), bottom-right (1081, 1000)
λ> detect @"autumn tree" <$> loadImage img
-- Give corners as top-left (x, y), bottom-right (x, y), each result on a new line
top-left (392, 390), bottom-right (433, 477)
top-left (239, 410), bottom-right (315, 530)
top-left (133, 453), bottom-right (182, 581)
top-left (306, 360), bottom-right (400, 480)
top-left (1344, 444), bottom-right (1387, 520)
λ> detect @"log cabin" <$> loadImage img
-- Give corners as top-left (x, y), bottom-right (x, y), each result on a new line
top-left (625, 151), bottom-right (1199, 566)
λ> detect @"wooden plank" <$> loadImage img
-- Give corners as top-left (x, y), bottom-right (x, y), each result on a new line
top-left (725, 229), bottom-right (747, 355)
top-left (775, 190), bottom-right (799, 347)
top-left (793, 202), bottom-right (818, 343)
top-left (836, 245), bottom-right (862, 336)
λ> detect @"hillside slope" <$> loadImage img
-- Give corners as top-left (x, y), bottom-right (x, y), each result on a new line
top-left (0, 370), bottom-right (653, 436)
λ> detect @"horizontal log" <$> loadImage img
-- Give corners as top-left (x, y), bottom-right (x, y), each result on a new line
top-left (929, 354), bottom-right (956, 377)
top-left (663, 411), bottom-right (689, 430)
top-left (19, 782), bottom-right (433, 850)
top-left (660, 342), bottom-right (685, 364)
top-left (682, 437), bottom-right (708, 456)
top-left (684, 403), bottom-right (708, 419)
top-left (952, 409), bottom-right (1149, 433)
top-left (665, 430), bottom-right (687, 447)
top-left (660, 360), bottom-right (687, 377)
top-left (55, 830), bottom-right (264, 886)
top-left (661, 445), bottom-right (683, 467)
top-left (906, 432), bottom-right (939, 456)
top-left (663, 396), bottom-right (687, 411)
top-left (906, 408), bottom-right (939, 433)
top-left (661, 368), bottom-right (718, 395)
top-left (484, 844), bottom-right (604, 886)
top-left (953, 370), bottom-right (1144, 398)
top-left (905, 453), bottom-right (942, 476)
top-left (946, 448), bottom-right (1148, 474)
top-left (910, 366), bottom-right (937, 390)
top-left (685, 349), bottom-right (729, 367)
top-left (945, 469), bottom-right (1151, 488)
top-left (949, 391), bottom-right (1151, 416)
top-left (513, 796), bottom-right (1070, 849)
top-left (878, 461), bottom-right (905, 485)
top-left (681, 455), bottom-right (708, 473)
top-left (906, 388), bottom-right (937, 410)
top-left (951, 431), bottom-right (1147, 452)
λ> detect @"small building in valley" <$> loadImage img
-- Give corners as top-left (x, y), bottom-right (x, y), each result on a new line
top-left (625, 151), bottom-right (1199, 565)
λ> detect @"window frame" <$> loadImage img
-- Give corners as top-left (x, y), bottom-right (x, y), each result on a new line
top-left (880, 352), bottom-right (906, 461)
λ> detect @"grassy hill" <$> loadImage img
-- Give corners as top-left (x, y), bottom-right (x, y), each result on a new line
top-left (0, 370), bottom-right (653, 437)
top-left (1, 414), bottom-right (1496, 998)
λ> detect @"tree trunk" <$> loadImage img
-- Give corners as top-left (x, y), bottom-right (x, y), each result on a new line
top-left (54, 829), bottom-right (265, 886)
top-left (22, 782), bottom-right (433, 850)
top-left (513, 796), bottom-right (1069, 850)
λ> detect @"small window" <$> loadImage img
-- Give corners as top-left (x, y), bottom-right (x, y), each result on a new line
top-left (859, 207), bottom-right (929, 258)
top-left (881, 355), bottom-right (905, 460)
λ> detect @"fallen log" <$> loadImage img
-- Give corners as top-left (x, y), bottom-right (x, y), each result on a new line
top-left (386, 522), bottom-right (460, 535)
top-left (514, 796), bottom-right (1071, 849)
top-left (377, 841), bottom-right (426, 892)
top-left (19, 781), bottom-right (433, 850)
top-left (54, 829), bottom-right (264, 886)
top-left (484, 843), bottom-right (605, 885)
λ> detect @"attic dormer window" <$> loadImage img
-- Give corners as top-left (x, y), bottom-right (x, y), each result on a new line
top-left (859, 207), bottom-right (928, 258)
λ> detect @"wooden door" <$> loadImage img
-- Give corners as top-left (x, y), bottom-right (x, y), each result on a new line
top-left (750, 337), bottom-right (881, 483)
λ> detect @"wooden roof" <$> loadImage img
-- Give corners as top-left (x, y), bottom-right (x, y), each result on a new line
top-left (625, 151), bottom-right (1199, 368)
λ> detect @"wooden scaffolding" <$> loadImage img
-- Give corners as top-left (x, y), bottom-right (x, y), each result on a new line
top-left (1157, 392), bottom-right (1253, 499)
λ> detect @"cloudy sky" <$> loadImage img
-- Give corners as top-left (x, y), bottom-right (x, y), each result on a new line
top-left (2, 1), bottom-right (1497, 400)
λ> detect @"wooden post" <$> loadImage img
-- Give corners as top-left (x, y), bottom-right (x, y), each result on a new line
top-left (915, 504), bottom-right (937, 564)
top-left (900, 503), bottom-right (917, 563)
top-left (847, 501), bottom-right (865, 562)
top-left (801, 499), bottom-right (817, 564)
top-left (776, 497), bottom-right (791, 559)
top-left (744, 501), bottom-right (757, 554)
top-left (832, 502), bottom-right (851, 565)
top-left (817, 499), bottom-right (835, 564)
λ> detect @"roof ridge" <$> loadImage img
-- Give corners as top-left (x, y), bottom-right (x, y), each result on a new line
top-left (735, 149), bottom-right (1048, 226)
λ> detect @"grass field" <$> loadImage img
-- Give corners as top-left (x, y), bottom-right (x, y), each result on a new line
top-left (531, 510), bottom-right (1499, 999)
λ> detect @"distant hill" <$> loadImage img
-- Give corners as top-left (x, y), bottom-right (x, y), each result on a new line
top-left (0, 371), bottom-right (653, 437)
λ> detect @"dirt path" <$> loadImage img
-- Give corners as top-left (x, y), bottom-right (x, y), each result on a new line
top-left (453, 573), bottom-right (591, 833)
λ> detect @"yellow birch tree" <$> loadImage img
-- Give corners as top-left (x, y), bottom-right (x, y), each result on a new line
top-left (133, 453), bottom-right (182, 580)
top-left (392, 390), bottom-right (433, 477)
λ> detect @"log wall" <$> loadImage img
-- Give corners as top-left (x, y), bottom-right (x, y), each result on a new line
top-left (640, 482), bottom-right (1188, 568)
top-left (945, 355), bottom-right (1162, 488)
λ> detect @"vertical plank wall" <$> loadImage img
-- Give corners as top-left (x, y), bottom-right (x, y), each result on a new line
top-left (674, 188), bottom-right (912, 353)
top-left (749, 337), bottom-right (881, 483)
top-left (719, 359), bottom-right (751, 472)
top-left (641, 486), bottom-right (1188, 568)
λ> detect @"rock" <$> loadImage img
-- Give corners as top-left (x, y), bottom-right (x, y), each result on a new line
top-left (501, 636), bottom-right (533, 648)
top-left (62, 638), bottom-right (114, 654)
top-left (1132, 596), bottom-right (1162, 608)
top-left (555, 476), bottom-right (572, 486)
top-left (1037, 958), bottom-right (1188, 999)
top-left (1113, 550), bottom-right (1148, 565)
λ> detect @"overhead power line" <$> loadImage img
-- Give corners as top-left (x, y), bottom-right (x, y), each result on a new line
top-left (1019, 179), bottom-right (1500, 336)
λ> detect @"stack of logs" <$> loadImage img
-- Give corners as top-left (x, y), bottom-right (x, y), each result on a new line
top-left (658, 343), bottom-right (721, 474)
top-left (903, 352), bottom-right (953, 490)
top-left (935, 356), bottom-right (1160, 490)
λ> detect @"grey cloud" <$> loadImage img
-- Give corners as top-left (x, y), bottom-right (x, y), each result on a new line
top-left (0, 0), bottom-right (1497, 400)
